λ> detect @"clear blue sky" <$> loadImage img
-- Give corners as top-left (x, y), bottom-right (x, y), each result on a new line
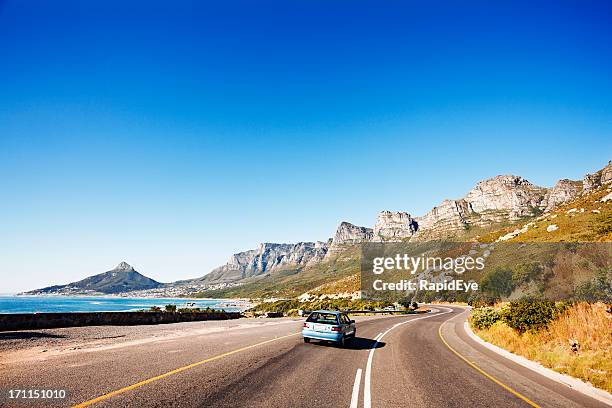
top-left (1, 1), bottom-right (611, 292)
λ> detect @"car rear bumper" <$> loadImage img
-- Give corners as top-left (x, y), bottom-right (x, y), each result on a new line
top-left (302, 329), bottom-right (343, 341)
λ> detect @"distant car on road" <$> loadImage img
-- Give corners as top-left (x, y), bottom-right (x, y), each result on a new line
top-left (383, 306), bottom-right (395, 311)
top-left (302, 310), bottom-right (356, 347)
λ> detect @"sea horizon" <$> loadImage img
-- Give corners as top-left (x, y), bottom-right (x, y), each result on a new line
top-left (0, 295), bottom-right (250, 314)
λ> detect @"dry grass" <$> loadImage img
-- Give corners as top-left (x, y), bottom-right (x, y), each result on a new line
top-left (310, 273), bottom-right (360, 295)
top-left (472, 303), bottom-right (612, 392)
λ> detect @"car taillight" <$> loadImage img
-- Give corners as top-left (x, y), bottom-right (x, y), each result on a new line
top-left (331, 326), bottom-right (341, 331)
top-left (303, 323), bottom-right (310, 328)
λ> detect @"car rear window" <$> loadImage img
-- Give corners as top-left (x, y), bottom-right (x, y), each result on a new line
top-left (306, 312), bottom-right (339, 324)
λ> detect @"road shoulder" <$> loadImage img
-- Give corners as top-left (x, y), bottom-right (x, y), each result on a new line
top-left (463, 320), bottom-right (612, 407)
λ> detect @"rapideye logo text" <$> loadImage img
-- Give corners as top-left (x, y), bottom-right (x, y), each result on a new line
top-left (370, 254), bottom-right (483, 292)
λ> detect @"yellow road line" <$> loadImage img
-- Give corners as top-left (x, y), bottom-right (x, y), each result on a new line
top-left (438, 322), bottom-right (541, 408)
top-left (72, 332), bottom-right (300, 408)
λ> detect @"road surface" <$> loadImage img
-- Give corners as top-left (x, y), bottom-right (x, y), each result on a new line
top-left (0, 306), bottom-right (607, 407)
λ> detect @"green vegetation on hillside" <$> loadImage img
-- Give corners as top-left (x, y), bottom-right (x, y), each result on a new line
top-left (248, 298), bottom-right (396, 316)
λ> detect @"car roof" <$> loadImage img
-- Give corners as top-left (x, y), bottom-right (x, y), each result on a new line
top-left (311, 310), bottom-right (343, 315)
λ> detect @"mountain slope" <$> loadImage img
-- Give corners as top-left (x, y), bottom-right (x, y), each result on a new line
top-left (481, 182), bottom-right (612, 243)
top-left (185, 242), bottom-right (330, 285)
top-left (23, 262), bottom-right (162, 295)
top-left (196, 163), bottom-right (612, 289)
top-left (194, 161), bottom-right (611, 299)
top-left (314, 182), bottom-right (612, 301)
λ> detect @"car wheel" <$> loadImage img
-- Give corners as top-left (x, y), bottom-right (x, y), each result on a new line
top-left (303, 337), bottom-right (310, 343)
top-left (338, 335), bottom-right (346, 347)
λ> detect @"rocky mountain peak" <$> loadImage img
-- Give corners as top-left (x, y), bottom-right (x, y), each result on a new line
top-left (326, 221), bottom-right (373, 257)
top-left (24, 262), bottom-right (160, 295)
top-left (583, 161), bottom-right (612, 191)
top-left (199, 240), bottom-right (330, 283)
top-left (464, 174), bottom-right (547, 218)
top-left (113, 261), bottom-right (135, 272)
top-left (414, 199), bottom-right (473, 237)
top-left (332, 222), bottom-right (373, 245)
top-left (412, 174), bottom-right (550, 238)
top-left (542, 179), bottom-right (583, 212)
top-left (372, 211), bottom-right (418, 242)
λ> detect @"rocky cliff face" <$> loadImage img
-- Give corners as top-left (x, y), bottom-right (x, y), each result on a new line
top-left (114, 261), bottom-right (135, 272)
top-left (412, 175), bottom-right (548, 237)
top-left (542, 179), bottom-right (583, 212)
top-left (464, 175), bottom-right (547, 219)
top-left (414, 199), bottom-right (473, 236)
top-left (372, 211), bottom-right (418, 242)
top-left (324, 221), bottom-right (372, 261)
top-left (189, 161), bottom-right (610, 287)
top-left (199, 241), bottom-right (330, 283)
top-left (328, 222), bottom-right (372, 250)
top-left (583, 161), bottom-right (612, 191)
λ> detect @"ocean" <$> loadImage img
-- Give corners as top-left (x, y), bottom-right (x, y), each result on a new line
top-left (0, 296), bottom-right (247, 314)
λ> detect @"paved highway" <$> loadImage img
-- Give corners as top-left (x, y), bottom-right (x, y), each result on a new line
top-left (0, 306), bottom-right (607, 407)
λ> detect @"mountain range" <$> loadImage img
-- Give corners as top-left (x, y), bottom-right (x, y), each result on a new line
top-left (23, 160), bottom-right (612, 298)
top-left (189, 160), bottom-right (612, 286)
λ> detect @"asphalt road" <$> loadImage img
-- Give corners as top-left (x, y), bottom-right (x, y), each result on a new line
top-left (0, 306), bottom-right (607, 408)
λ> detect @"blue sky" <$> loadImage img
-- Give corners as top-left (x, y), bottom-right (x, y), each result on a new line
top-left (1, 1), bottom-right (611, 292)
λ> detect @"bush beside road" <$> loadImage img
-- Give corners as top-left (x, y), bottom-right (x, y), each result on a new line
top-left (247, 298), bottom-right (423, 317)
top-left (470, 302), bottom-right (611, 393)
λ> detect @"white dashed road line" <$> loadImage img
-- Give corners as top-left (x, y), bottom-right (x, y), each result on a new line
top-left (350, 368), bottom-right (363, 408)
top-left (362, 307), bottom-right (453, 408)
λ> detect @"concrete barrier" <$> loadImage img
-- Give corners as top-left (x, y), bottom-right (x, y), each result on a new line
top-left (0, 311), bottom-right (242, 332)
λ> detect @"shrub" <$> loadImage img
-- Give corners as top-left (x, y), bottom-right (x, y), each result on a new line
top-left (411, 301), bottom-right (418, 310)
top-left (164, 304), bottom-right (177, 312)
top-left (476, 302), bottom-right (611, 392)
top-left (595, 213), bottom-right (612, 235)
top-left (574, 269), bottom-right (612, 303)
top-left (511, 263), bottom-right (542, 286)
top-left (470, 307), bottom-right (501, 330)
top-left (501, 300), bottom-right (558, 333)
top-left (248, 298), bottom-right (394, 314)
top-left (286, 308), bottom-right (299, 316)
top-left (480, 267), bottom-right (514, 298)
top-left (555, 301), bottom-right (572, 315)
top-left (248, 300), bottom-right (300, 314)
top-left (468, 293), bottom-right (498, 308)
top-left (149, 306), bottom-right (161, 312)
top-left (398, 297), bottom-right (412, 309)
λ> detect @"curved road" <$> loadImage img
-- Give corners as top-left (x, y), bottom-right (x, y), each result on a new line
top-left (0, 306), bottom-right (607, 407)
